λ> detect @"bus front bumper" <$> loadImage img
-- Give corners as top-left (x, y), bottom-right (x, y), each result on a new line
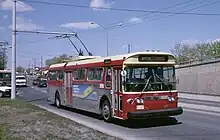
top-left (127, 107), bottom-right (183, 119)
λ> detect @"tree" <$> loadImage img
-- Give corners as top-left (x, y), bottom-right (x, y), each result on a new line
top-left (16, 66), bottom-right (25, 73)
top-left (171, 43), bottom-right (196, 64)
top-left (170, 40), bottom-right (220, 64)
top-left (0, 47), bottom-right (7, 70)
top-left (45, 54), bottom-right (72, 66)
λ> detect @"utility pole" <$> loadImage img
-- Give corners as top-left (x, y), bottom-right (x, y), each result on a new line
top-left (40, 56), bottom-right (43, 69)
top-left (33, 59), bottom-right (36, 70)
top-left (106, 31), bottom-right (109, 56)
top-left (11, 0), bottom-right (16, 99)
top-left (128, 44), bottom-right (131, 53)
top-left (40, 56), bottom-right (43, 75)
top-left (10, 28), bottom-right (77, 99)
top-left (90, 22), bottom-right (109, 56)
top-left (28, 60), bottom-right (31, 74)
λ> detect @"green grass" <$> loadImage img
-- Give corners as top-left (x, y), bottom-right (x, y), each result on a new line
top-left (0, 124), bottom-right (10, 140)
top-left (0, 98), bottom-right (119, 140)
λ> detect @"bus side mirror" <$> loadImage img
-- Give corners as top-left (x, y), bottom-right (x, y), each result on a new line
top-left (121, 70), bottom-right (127, 77)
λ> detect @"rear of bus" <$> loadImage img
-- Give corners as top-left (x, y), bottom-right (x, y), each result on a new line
top-left (121, 52), bottom-right (183, 119)
top-left (0, 70), bottom-right (11, 86)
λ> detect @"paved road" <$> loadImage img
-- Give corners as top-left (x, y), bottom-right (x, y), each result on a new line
top-left (16, 86), bottom-right (220, 140)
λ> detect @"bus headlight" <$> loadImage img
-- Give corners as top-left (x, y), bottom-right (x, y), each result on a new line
top-left (127, 98), bottom-right (134, 104)
top-left (136, 98), bottom-right (144, 104)
top-left (167, 96), bottom-right (175, 102)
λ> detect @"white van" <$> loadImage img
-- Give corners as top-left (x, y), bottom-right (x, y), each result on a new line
top-left (16, 75), bottom-right (27, 87)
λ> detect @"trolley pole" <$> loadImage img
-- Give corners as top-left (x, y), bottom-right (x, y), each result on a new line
top-left (11, 0), bottom-right (16, 99)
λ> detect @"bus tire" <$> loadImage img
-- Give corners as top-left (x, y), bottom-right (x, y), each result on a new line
top-left (102, 100), bottom-right (112, 122)
top-left (0, 91), bottom-right (3, 98)
top-left (55, 92), bottom-right (61, 108)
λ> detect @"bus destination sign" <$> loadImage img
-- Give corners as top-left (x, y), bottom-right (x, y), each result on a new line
top-left (138, 55), bottom-right (168, 62)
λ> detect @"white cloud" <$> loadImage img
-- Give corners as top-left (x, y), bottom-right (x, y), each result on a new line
top-left (0, 0), bottom-right (33, 12)
top-left (90, 0), bottom-right (114, 11)
top-left (128, 17), bottom-right (142, 24)
top-left (60, 21), bottom-right (100, 30)
top-left (3, 15), bottom-right (8, 19)
top-left (8, 17), bottom-right (43, 31)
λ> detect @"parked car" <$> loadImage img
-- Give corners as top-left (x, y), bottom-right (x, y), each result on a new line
top-left (38, 79), bottom-right (47, 87)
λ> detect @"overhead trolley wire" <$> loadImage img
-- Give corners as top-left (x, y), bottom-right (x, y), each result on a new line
top-left (109, 0), bottom-right (220, 30)
top-left (106, 0), bottom-right (197, 29)
top-left (23, 0), bottom-right (220, 16)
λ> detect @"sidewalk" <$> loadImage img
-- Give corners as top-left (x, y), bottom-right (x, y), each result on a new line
top-left (179, 93), bottom-right (220, 116)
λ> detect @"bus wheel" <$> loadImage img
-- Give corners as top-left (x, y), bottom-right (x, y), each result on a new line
top-left (55, 93), bottom-right (61, 108)
top-left (102, 100), bottom-right (112, 122)
top-left (0, 91), bottom-right (3, 98)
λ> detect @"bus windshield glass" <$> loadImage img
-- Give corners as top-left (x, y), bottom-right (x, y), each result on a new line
top-left (124, 66), bottom-right (176, 92)
top-left (0, 73), bottom-right (11, 79)
top-left (16, 77), bottom-right (25, 80)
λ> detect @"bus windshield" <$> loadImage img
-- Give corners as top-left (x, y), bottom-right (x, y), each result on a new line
top-left (16, 77), bottom-right (25, 80)
top-left (0, 73), bottom-right (11, 79)
top-left (124, 66), bottom-right (176, 92)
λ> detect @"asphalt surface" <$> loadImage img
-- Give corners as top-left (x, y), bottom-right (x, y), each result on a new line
top-left (16, 85), bottom-right (220, 140)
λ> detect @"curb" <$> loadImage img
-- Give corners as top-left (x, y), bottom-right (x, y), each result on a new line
top-left (179, 92), bottom-right (220, 97)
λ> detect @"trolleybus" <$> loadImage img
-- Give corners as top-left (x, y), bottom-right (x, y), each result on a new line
top-left (0, 70), bottom-right (11, 86)
top-left (47, 51), bottom-right (183, 122)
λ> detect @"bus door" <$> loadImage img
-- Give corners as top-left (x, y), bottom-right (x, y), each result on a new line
top-left (112, 68), bottom-right (123, 118)
top-left (64, 71), bottom-right (72, 106)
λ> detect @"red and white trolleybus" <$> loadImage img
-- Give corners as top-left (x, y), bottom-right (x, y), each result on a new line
top-left (47, 51), bottom-right (183, 122)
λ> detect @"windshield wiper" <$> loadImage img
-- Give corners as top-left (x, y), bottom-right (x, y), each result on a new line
top-left (140, 76), bottom-right (152, 96)
top-left (155, 74), bottom-right (171, 92)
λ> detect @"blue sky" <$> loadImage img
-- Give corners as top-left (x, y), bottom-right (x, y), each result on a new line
top-left (0, 0), bottom-right (220, 69)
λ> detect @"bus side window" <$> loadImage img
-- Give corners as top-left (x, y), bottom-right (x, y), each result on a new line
top-left (74, 68), bottom-right (85, 80)
top-left (105, 67), bottom-right (112, 88)
top-left (58, 71), bottom-right (64, 80)
top-left (49, 71), bottom-right (57, 80)
top-left (118, 70), bottom-right (122, 92)
top-left (87, 68), bottom-right (103, 81)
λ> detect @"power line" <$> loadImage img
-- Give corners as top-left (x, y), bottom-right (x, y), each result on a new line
top-left (109, 0), bottom-right (220, 30)
top-left (107, 0), bottom-right (196, 28)
top-left (23, 0), bottom-right (220, 16)
top-left (16, 30), bottom-right (76, 36)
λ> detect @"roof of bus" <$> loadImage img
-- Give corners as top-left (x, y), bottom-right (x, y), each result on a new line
top-left (0, 70), bottom-right (11, 73)
top-left (49, 51), bottom-right (175, 69)
top-left (49, 62), bottom-right (67, 68)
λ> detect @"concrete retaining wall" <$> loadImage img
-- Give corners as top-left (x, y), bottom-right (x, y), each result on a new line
top-left (176, 59), bottom-right (220, 96)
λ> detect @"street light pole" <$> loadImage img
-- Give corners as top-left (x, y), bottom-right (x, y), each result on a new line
top-left (90, 22), bottom-right (109, 56)
top-left (11, 0), bottom-right (16, 99)
top-left (106, 30), bottom-right (109, 56)
top-left (90, 22), bottom-right (123, 56)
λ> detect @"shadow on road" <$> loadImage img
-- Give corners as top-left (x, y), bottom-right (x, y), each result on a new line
top-left (113, 117), bottom-right (182, 129)
top-left (16, 85), bottom-right (29, 88)
top-left (57, 105), bottom-right (182, 129)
